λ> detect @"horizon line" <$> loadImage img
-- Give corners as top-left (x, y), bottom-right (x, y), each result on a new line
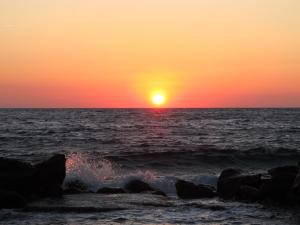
top-left (0, 107), bottom-right (299, 110)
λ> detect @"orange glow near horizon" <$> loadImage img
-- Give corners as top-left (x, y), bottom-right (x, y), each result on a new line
top-left (0, 0), bottom-right (299, 108)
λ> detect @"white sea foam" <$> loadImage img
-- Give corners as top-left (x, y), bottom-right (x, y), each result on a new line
top-left (64, 152), bottom-right (175, 193)
top-left (64, 152), bottom-right (217, 195)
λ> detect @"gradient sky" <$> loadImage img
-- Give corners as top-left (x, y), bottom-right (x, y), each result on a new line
top-left (1, 0), bottom-right (299, 108)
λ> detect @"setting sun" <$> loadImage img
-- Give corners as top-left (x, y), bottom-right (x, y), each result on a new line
top-left (151, 93), bottom-right (166, 106)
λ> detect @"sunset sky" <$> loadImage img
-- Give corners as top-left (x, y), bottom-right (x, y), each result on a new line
top-left (1, 0), bottom-right (299, 108)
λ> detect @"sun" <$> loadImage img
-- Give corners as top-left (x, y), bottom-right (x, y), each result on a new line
top-left (151, 92), bottom-right (166, 106)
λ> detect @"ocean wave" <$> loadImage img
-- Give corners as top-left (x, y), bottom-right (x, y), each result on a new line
top-left (23, 206), bottom-right (126, 213)
top-left (64, 152), bottom-right (175, 194)
top-left (64, 152), bottom-right (223, 196)
top-left (104, 147), bottom-right (299, 158)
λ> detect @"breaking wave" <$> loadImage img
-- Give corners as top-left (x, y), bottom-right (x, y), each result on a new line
top-left (64, 152), bottom-right (178, 195)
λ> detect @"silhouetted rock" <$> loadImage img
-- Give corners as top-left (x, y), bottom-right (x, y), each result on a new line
top-left (97, 187), bottom-right (126, 194)
top-left (63, 178), bottom-right (90, 194)
top-left (236, 185), bottom-right (260, 201)
top-left (64, 179), bottom-right (88, 192)
top-left (0, 157), bottom-right (35, 196)
top-left (63, 188), bottom-right (83, 195)
top-left (0, 189), bottom-right (26, 209)
top-left (31, 154), bottom-right (66, 197)
top-left (260, 173), bottom-right (296, 202)
top-left (292, 171), bottom-right (300, 197)
top-left (0, 157), bottom-right (34, 173)
top-left (268, 166), bottom-right (298, 177)
top-left (151, 190), bottom-right (167, 196)
top-left (218, 168), bottom-right (243, 181)
top-left (0, 155), bottom-right (66, 199)
top-left (176, 180), bottom-right (216, 199)
top-left (217, 169), bottom-right (261, 199)
top-left (34, 154), bottom-right (66, 187)
top-left (125, 180), bottom-right (155, 193)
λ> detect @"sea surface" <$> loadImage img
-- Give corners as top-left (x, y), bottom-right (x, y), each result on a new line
top-left (0, 108), bottom-right (300, 224)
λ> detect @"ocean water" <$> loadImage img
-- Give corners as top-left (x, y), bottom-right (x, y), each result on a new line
top-left (0, 108), bottom-right (300, 224)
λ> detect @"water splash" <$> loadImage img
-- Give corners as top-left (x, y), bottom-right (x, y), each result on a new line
top-left (64, 152), bottom-right (160, 192)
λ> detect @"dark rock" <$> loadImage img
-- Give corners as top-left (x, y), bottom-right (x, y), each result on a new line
top-left (0, 158), bottom-right (35, 196)
top-left (63, 179), bottom-right (89, 194)
top-left (97, 187), bottom-right (126, 194)
top-left (236, 185), bottom-right (260, 201)
top-left (268, 166), bottom-right (298, 177)
top-left (34, 154), bottom-right (66, 187)
top-left (38, 185), bottom-right (63, 197)
top-left (125, 180), bottom-right (155, 193)
top-left (0, 189), bottom-right (26, 209)
top-left (64, 179), bottom-right (88, 191)
top-left (292, 172), bottom-right (300, 196)
top-left (151, 190), bottom-right (167, 196)
top-left (0, 155), bottom-right (66, 199)
top-left (63, 187), bottom-right (85, 195)
top-left (218, 168), bottom-right (243, 181)
top-left (176, 180), bottom-right (216, 199)
top-left (260, 173), bottom-right (296, 202)
top-left (0, 157), bottom-right (34, 173)
top-left (217, 171), bottom-right (262, 199)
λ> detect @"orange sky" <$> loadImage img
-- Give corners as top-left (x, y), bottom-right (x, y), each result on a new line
top-left (0, 0), bottom-right (299, 108)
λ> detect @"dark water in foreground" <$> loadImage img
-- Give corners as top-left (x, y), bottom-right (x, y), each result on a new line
top-left (0, 109), bottom-right (300, 224)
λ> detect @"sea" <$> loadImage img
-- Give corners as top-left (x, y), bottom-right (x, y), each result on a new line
top-left (0, 108), bottom-right (299, 225)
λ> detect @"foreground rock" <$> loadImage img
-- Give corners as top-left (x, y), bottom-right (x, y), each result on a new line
top-left (0, 154), bottom-right (66, 208)
top-left (125, 180), bottom-right (155, 193)
top-left (217, 169), bottom-right (262, 200)
top-left (260, 173), bottom-right (297, 202)
top-left (268, 166), bottom-right (298, 177)
top-left (34, 154), bottom-right (66, 187)
top-left (176, 180), bottom-right (216, 199)
top-left (0, 189), bottom-right (26, 209)
top-left (216, 164), bottom-right (300, 204)
top-left (33, 154), bottom-right (66, 197)
top-left (124, 179), bottom-right (166, 196)
top-left (0, 157), bottom-right (35, 196)
top-left (63, 179), bottom-right (89, 194)
top-left (97, 187), bottom-right (127, 194)
top-left (292, 171), bottom-right (300, 197)
top-left (236, 185), bottom-right (260, 201)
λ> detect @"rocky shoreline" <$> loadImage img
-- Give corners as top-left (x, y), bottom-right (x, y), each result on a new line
top-left (1, 154), bottom-right (300, 209)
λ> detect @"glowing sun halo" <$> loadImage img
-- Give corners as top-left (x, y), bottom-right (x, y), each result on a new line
top-left (151, 93), bottom-right (166, 106)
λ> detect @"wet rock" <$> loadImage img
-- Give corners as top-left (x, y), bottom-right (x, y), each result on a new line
top-left (218, 168), bottom-right (243, 181)
top-left (64, 179), bottom-right (88, 191)
top-left (63, 188), bottom-right (85, 195)
top-left (176, 180), bottom-right (216, 199)
top-left (0, 189), bottom-right (26, 209)
top-left (236, 185), bottom-right (260, 201)
top-left (217, 170), bottom-right (261, 199)
top-left (0, 158), bottom-right (35, 195)
top-left (268, 166), bottom-right (298, 177)
top-left (292, 171), bottom-right (300, 196)
top-left (97, 187), bottom-right (126, 194)
top-left (151, 190), bottom-right (167, 196)
top-left (0, 155), bottom-right (66, 198)
top-left (125, 180), bottom-right (155, 193)
top-left (0, 157), bottom-right (34, 173)
top-left (34, 154), bottom-right (66, 187)
top-left (260, 173), bottom-right (296, 202)
top-left (31, 154), bottom-right (66, 197)
top-left (39, 185), bottom-right (63, 197)
top-left (63, 179), bottom-right (89, 194)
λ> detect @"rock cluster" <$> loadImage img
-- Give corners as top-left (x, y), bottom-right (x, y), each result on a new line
top-left (1, 154), bottom-right (299, 209)
top-left (174, 165), bottom-right (300, 204)
top-left (0, 154), bottom-right (66, 208)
